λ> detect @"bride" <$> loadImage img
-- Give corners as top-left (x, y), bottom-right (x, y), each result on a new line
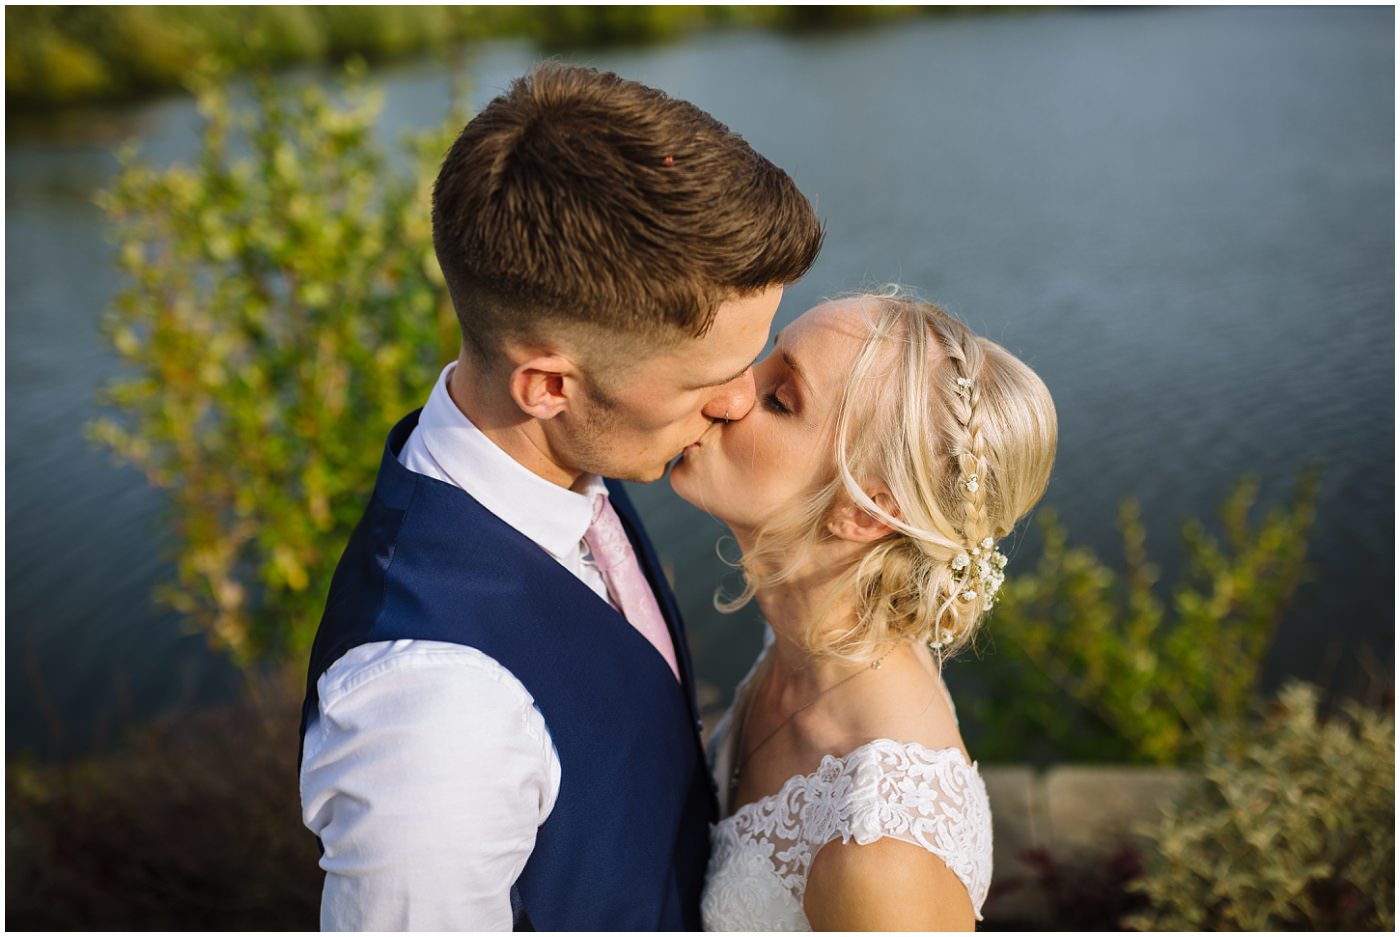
top-left (670, 289), bottom-right (1057, 930)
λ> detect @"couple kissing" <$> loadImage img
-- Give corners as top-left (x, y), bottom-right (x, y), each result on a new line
top-left (299, 62), bottom-right (1058, 932)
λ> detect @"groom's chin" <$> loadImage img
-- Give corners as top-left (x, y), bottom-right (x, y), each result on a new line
top-left (637, 465), bottom-right (669, 484)
top-left (613, 461), bottom-right (670, 485)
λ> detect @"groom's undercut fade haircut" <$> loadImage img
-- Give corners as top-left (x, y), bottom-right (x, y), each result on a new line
top-left (431, 62), bottom-right (824, 363)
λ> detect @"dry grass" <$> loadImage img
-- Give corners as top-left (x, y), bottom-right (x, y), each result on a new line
top-left (6, 664), bottom-right (322, 930)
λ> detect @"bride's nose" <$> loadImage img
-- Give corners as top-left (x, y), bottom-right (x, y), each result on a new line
top-left (703, 369), bottom-right (756, 422)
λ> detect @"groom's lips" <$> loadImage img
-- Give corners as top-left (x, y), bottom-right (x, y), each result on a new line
top-left (675, 422), bottom-right (718, 461)
top-left (687, 421), bottom-right (720, 450)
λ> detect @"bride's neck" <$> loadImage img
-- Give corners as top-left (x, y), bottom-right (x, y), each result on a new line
top-left (745, 537), bottom-right (875, 693)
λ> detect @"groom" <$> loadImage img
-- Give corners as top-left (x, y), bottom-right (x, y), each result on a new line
top-left (299, 64), bottom-right (823, 930)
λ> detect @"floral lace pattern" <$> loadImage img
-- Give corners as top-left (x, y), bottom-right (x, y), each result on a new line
top-left (702, 738), bottom-right (993, 930)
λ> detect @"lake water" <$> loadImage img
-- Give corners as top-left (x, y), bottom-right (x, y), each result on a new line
top-left (6, 6), bottom-right (1393, 760)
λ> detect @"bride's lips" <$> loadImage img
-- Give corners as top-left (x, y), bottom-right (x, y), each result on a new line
top-left (678, 421), bottom-right (721, 458)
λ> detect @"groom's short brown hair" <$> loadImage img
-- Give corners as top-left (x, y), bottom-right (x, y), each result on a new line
top-left (431, 63), bottom-right (824, 363)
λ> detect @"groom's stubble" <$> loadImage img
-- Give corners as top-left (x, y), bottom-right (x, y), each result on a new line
top-left (565, 372), bottom-right (679, 485)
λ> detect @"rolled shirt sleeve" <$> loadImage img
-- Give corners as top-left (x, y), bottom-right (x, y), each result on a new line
top-left (301, 640), bottom-right (561, 931)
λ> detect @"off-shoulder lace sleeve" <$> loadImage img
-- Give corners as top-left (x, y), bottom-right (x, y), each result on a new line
top-left (823, 740), bottom-right (993, 920)
top-left (715, 739), bottom-right (993, 926)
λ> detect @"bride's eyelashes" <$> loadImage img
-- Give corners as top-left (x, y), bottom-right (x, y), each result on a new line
top-left (756, 349), bottom-right (795, 415)
top-left (762, 390), bottom-right (792, 415)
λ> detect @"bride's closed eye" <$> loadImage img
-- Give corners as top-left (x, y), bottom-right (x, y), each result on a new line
top-left (757, 339), bottom-right (797, 415)
top-left (762, 387), bottom-right (792, 415)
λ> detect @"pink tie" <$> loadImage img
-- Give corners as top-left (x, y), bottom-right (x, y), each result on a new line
top-left (584, 496), bottom-right (681, 682)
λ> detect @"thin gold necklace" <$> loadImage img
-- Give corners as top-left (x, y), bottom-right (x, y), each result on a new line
top-left (728, 644), bottom-right (897, 802)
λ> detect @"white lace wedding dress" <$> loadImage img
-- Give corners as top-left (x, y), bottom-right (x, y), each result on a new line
top-left (701, 647), bottom-right (993, 931)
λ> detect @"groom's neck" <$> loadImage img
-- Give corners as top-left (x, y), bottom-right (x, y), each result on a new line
top-left (447, 353), bottom-right (583, 490)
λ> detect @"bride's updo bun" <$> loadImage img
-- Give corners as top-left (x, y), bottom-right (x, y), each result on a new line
top-left (722, 288), bottom-right (1058, 666)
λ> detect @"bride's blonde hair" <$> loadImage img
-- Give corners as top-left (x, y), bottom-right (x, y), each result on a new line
top-left (720, 288), bottom-right (1058, 665)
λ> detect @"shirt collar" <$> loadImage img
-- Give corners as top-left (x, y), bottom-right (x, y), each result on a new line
top-left (417, 363), bottom-right (609, 559)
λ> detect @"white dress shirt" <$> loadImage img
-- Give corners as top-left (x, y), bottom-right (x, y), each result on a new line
top-left (300, 363), bottom-right (618, 931)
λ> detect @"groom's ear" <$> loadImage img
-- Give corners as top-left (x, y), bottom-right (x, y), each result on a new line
top-left (507, 351), bottom-right (581, 421)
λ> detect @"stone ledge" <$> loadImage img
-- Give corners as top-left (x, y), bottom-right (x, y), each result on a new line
top-left (980, 766), bottom-right (1051, 924)
top-left (980, 764), bottom-right (1192, 927)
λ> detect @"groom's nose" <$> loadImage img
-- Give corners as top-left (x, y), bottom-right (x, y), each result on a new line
top-left (703, 369), bottom-right (756, 422)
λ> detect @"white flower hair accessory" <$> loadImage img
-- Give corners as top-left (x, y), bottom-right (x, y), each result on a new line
top-left (950, 536), bottom-right (1008, 608)
top-left (935, 537), bottom-right (1007, 656)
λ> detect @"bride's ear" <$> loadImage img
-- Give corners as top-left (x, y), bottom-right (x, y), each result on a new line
top-left (826, 487), bottom-right (899, 543)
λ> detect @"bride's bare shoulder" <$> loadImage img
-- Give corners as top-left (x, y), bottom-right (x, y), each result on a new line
top-left (805, 834), bottom-right (977, 931)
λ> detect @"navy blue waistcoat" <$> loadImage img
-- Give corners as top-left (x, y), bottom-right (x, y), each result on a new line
top-left (300, 410), bottom-right (717, 931)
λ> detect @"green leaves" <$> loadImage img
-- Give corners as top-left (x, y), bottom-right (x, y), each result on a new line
top-left (90, 68), bottom-right (464, 665)
top-left (962, 471), bottom-right (1320, 765)
top-left (1124, 682), bottom-right (1394, 931)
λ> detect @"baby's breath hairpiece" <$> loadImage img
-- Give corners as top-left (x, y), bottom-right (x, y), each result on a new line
top-left (952, 537), bottom-right (1008, 607)
top-left (932, 370), bottom-right (1010, 670)
top-left (932, 537), bottom-right (1008, 668)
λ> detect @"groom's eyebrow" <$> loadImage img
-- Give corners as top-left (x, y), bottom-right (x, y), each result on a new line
top-left (781, 350), bottom-right (810, 396)
top-left (772, 331), bottom-right (809, 392)
top-left (690, 353), bottom-right (761, 390)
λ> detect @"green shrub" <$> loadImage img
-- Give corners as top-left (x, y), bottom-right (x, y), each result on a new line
top-left (89, 65), bottom-right (465, 665)
top-left (960, 472), bottom-right (1319, 765)
top-left (7, 6), bottom-right (1026, 110)
top-left (4, 8), bottom-right (112, 105)
top-left (1124, 681), bottom-right (1394, 931)
top-left (530, 5), bottom-right (703, 50)
top-left (317, 5), bottom-right (456, 61)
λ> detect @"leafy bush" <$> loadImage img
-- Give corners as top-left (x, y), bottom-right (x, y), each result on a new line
top-left (1124, 681), bottom-right (1394, 931)
top-left (957, 472), bottom-right (1319, 765)
top-left (7, 6), bottom-right (985, 110)
top-left (529, 6), bottom-right (707, 49)
top-left (89, 66), bottom-right (464, 665)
